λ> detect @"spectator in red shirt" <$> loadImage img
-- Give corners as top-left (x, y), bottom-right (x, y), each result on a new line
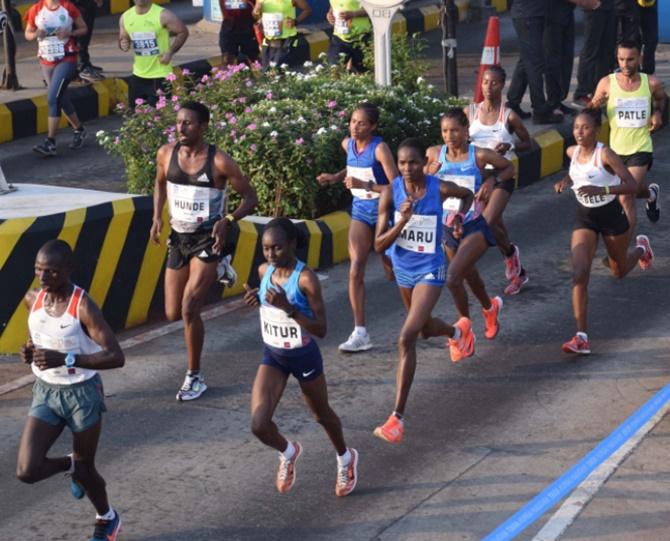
top-left (25, 0), bottom-right (88, 156)
top-left (219, 0), bottom-right (259, 65)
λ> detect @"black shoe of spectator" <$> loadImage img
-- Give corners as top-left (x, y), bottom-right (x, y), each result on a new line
top-left (571, 96), bottom-right (591, 109)
top-left (533, 112), bottom-right (563, 125)
top-left (558, 103), bottom-right (578, 116)
top-left (506, 103), bottom-right (531, 119)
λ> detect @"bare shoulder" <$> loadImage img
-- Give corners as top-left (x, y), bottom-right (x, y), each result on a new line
top-left (23, 289), bottom-right (39, 310)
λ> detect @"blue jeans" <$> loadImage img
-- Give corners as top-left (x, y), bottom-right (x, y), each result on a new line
top-left (41, 61), bottom-right (77, 118)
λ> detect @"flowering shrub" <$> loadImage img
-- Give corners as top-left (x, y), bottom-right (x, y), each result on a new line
top-left (98, 38), bottom-right (464, 218)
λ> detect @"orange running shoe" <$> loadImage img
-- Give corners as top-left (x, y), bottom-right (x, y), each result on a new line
top-left (448, 317), bottom-right (476, 362)
top-left (276, 442), bottom-right (303, 494)
top-left (373, 414), bottom-right (404, 444)
top-left (335, 448), bottom-right (359, 497)
top-left (482, 296), bottom-right (503, 340)
top-left (561, 334), bottom-right (591, 355)
top-left (636, 235), bottom-right (654, 270)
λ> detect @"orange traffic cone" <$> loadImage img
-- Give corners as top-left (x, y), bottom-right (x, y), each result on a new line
top-left (474, 16), bottom-right (500, 103)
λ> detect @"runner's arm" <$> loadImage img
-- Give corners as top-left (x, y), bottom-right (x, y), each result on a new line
top-left (596, 146), bottom-right (639, 195)
top-left (292, 0), bottom-right (312, 24)
top-left (424, 145), bottom-right (441, 175)
top-left (439, 182), bottom-right (474, 213)
top-left (295, 268), bottom-right (326, 338)
top-left (588, 77), bottom-right (610, 109)
top-left (118, 14), bottom-right (131, 51)
top-left (160, 9), bottom-right (189, 63)
top-left (243, 263), bottom-right (268, 307)
top-left (374, 186), bottom-right (409, 253)
top-left (507, 111), bottom-right (531, 152)
top-left (649, 76), bottom-right (665, 132)
top-left (373, 142), bottom-right (400, 193)
top-left (217, 151), bottom-right (258, 220)
top-left (151, 145), bottom-right (170, 244)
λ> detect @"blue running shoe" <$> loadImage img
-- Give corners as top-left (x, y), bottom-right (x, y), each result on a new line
top-left (91, 511), bottom-right (122, 541)
top-left (70, 477), bottom-right (85, 499)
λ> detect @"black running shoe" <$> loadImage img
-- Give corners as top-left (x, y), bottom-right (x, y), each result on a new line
top-left (645, 183), bottom-right (660, 222)
top-left (33, 138), bottom-right (56, 156)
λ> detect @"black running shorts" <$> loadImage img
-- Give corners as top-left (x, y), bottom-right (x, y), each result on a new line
top-left (574, 198), bottom-right (629, 237)
top-left (620, 152), bottom-right (653, 171)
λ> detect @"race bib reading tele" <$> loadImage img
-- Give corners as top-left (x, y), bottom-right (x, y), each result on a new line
top-left (393, 212), bottom-right (437, 254)
top-left (260, 305), bottom-right (303, 349)
top-left (167, 183), bottom-right (211, 223)
top-left (348, 166), bottom-right (379, 200)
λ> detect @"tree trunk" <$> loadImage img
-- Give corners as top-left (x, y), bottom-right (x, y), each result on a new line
top-left (1, 0), bottom-right (21, 90)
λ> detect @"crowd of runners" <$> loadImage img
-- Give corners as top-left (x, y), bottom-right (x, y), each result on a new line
top-left (14, 37), bottom-right (664, 540)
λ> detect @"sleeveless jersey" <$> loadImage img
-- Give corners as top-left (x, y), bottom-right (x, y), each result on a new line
top-left (28, 286), bottom-right (100, 385)
top-left (607, 73), bottom-right (653, 154)
top-left (261, 0), bottom-right (297, 40)
top-left (569, 143), bottom-right (620, 208)
top-left (166, 144), bottom-right (227, 234)
top-left (468, 102), bottom-right (515, 161)
top-left (329, 0), bottom-right (371, 41)
top-left (258, 260), bottom-right (313, 352)
top-left (389, 175), bottom-right (445, 275)
top-left (346, 136), bottom-right (389, 202)
top-left (123, 4), bottom-right (173, 79)
top-left (435, 144), bottom-right (482, 224)
top-left (25, 0), bottom-right (80, 66)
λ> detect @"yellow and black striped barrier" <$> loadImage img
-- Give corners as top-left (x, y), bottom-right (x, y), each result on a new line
top-left (0, 201), bottom-right (350, 354)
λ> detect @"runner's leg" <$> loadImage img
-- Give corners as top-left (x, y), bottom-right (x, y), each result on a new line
top-left (445, 233), bottom-right (490, 318)
top-left (16, 416), bottom-right (67, 483)
top-left (603, 232), bottom-right (644, 279)
top-left (570, 228), bottom-right (598, 333)
top-left (299, 375), bottom-right (346, 455)
top-left (347, 220), bottom-right (373, 328)
top-left (72, 420), bottom-right (109, 515)
top-left (250, 365), bottom-right (289, 452)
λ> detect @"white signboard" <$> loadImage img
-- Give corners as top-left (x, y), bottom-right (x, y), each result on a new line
top-left (360, 0), bottom-right (406, 86)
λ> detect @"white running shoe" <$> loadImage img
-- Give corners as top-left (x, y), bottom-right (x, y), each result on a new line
top-left (338, 331), bottom-right (372, 353)
top-left (176, 373), bottom-right (207, 401)
top-left (217, 255), bottom-right (237, 287)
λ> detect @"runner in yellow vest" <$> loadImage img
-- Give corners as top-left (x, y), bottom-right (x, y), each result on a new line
top-left (252, 0), bottom-right (311, 68)
top-left (326, 0), bottom-right (370, 72)
top-left (118, 0), bottom-right (189, 107)
top-left (590, 40), bottom-right (665, 232)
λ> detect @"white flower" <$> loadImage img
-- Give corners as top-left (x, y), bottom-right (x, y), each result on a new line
top-left (280, 63), bottom-right (288, 69)
top-left (303, 61), bottom-right (313, 68)
top-left (330, 125), bottom-right (338, 130)
top-left (416, 76), bottom-right (425, 84)
top-left (262, 122), bottom-right (270, 128)
top-left (269, 61), bottom-right (277, 68)
top-left (315, 64), bottom-right (324, 72)
top-left (297, 116), bottom-right (306, 123)
top-left (269, 107), bottom-right (277, 113)
top-left (96, 130), bottom-right (105, 138)
top-left (316, 127), bottom-right (327, 135)
top-left (270, 130), bottom-right (278, 137)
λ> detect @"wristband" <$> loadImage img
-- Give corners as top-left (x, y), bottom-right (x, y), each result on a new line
top-left (604, 185), bottom-right (610, 195)
top-left (224, 214), bottom-right (236, 223)
top-left (367, 180), bottom-right (374, 192)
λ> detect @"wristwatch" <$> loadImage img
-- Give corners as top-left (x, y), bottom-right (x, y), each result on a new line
top-left (64, 353), bottom-right (76, 368)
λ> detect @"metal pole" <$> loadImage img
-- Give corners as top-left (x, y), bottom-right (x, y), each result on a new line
top-left (441, 0), bottom-right (458, 96)
top-left (1, 0), bottom-right (21, 90)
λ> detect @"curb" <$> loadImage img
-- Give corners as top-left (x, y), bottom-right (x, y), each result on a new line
top-left (0, 204), bottom-right (350, 353)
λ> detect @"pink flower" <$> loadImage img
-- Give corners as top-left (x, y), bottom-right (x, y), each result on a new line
top-left (135, 98), bottom-right (145, 106)
top-left (171, 96), bottom-right (179, 103)
top-left (182, 68), bottom-right (191, 75)
top-left (201, 74), bottom-right (209, 82)
top-left (245, 80), bottom-right (253, 87)
top-left (168, 134), bottom-right (176, 144)
top-left (244, 107), bottom-right (252, 113)
top-left (114, 136), bottom-right (120, 145)
top-left (174, 105), bottom-right (181, 111)
top-left (250, 144), bottom-right (257, 151)
top-left (156, 101), bottom-right (166, 110)
top-left (266, 91), bottom-right (273, 100)
top-left (337, 110), bottom-right (346, 117)
top-left (166, 73), bottom-right (177, 82)
top-left (239, 97), bottom-right (247, 104)
top-left (246, 123), bottom-right (257, 131)
top-left (229, 116), bottom-right (237, 125)
top-left (327, 100), bottom-right (337, 109)
top-left (295, 137), bottom-right (304, 145)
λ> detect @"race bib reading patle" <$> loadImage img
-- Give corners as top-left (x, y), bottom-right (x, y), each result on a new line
top-left (615, 97), bottom-right (649, 128)
top-left (334, 12), bottom-right (351, 35)
top-left (348, 166), bottom-right (379, 200)
top-left (131, 31), bottom-right (160, 56)
top-left (225, 0), bottom-right (247, 8)
top-left (439, 174), bottom-right (476, 213)
top-left (167, 183), bottom-right (211, 223)
top-left (260, 305), bottom-right (303, 349)
top-left (38, 36), bottom-right (65, 62)
top-left (262, 13), bottom-right (283, 38)
top-left (394, 212), bottom-right (437, 254)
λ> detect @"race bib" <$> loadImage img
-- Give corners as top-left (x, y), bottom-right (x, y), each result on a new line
top-left (334, 12), bottom-right (351, 35)
top-left (348, 166), bottom-right (379, 200)
top-left (31, 330), bottom-right (78, 353)
top-left (131, 31), bottom-right (160, 57)
top-left (614, 97), bottom-right (649, 128)
top-left (168, 183), bottom-right (211, 223)
top-left (260, 305), bottom-right (303, 349)
top-left (439, 174), bottom-right (476, 213)
top-left (38, 36), bottom-right (65, 62)
top-left (224, 0), bottom-right (247, 8)
top-left (394, 212), bottom-right (437, 254)
top-left (575, 192), bottom-right (615, 207)
top-left (262, 13), bottom-right (283, 38)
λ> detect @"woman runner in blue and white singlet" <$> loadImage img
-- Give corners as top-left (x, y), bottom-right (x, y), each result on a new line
top-left (317, 103), bottom-right (399, 354)
top-left (372, 138), bottom-right (475, 445)
top-left (243, 218), bottom-right (358, 497)
top-left (426, 108), bottom-right (515, 354)
top-left (465, 66), bottom-right (531, 295)
top-left (554, 108), bottom-right (653, 355)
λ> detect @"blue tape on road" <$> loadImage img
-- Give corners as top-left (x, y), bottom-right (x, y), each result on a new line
top-left (483, 382), bottom-right (670, 541)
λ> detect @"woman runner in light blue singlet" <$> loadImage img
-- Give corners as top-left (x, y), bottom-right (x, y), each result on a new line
top-left (317, 103), bottom-right (399, 354)
top-left (243, 218), bottom-right (359, 497)
top-left (371, 138), bottom-right (476, 445)
top-left (426, 108), bottom-right (515, 349)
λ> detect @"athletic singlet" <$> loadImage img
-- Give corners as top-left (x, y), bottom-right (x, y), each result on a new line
top-left (468, 102), bottom-right (515, 161)
top-left (569, 142), bottom-right (620, 208)
top-left (28, 285), bottom-right (100, 385)
top-left (166, 144), bottom-right (227, 234)
top-left (25, 0), bottom-right (80, 65)
top-left (346, 136), bottom-right (389, 202)
top-left (435, 144), bottom-right (482, 224)
top-left (606, 72), bottom-right (653, 154)
top-left (258, 260), bottom-right (314, 352)
top-left (389, 175), bottom-right (445, 275)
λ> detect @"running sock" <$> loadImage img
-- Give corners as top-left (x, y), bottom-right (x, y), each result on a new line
top-left (392, 411), bottom-right (404, 421)
top-left (648, 186), bottom-right (657, 202)
top-left (354, 326), bottom-right (367, 336)
top-left (505, 244), bottom-right (516, 258)
top-left (187, 370), bottom-right (200, 378)
top-left (337, 449), bottom-right (352, 467)
top-left (67, 453), bottom-right (75, 474)
top-left (576, 332), bottom-right (588, 341)
top-left (483, 302), bottom-right (495, 313)
top-left (452, 327), bottom-right (462, 340)
top-left (74, 127), bottom-right (84, 133)
top-left (96, 507), bottom-right (115, 521)
top-left (282, 441), bottom-right (296, 460)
